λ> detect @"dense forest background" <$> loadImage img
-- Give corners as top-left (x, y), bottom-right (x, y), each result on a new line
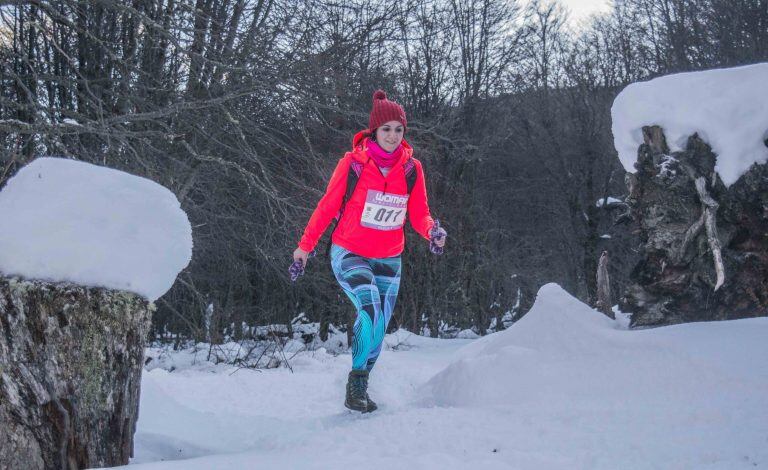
top-left (1, 0), bottom-right (767, 342)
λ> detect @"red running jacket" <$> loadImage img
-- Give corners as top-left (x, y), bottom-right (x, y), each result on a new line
top-left (298, 131), bottom-right (435, 258)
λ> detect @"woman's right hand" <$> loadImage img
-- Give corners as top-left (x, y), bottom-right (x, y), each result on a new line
top-left (432, 227), bottom-right (447, 247)
top-left (293, 247), bottom-right (309, 267)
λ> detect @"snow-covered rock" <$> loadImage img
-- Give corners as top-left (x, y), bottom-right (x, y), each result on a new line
top-left (455, 328), bottom-right (480, 339)
top-left (0, 157), bottom-right (192, 301)
top-left (612, 63), bottom-right (768, 186)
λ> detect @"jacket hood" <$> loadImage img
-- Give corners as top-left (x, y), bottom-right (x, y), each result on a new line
top-left (350, 129), bottom-right (413, 165)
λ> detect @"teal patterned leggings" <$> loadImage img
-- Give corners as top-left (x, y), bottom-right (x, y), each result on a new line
top-left (330, 244), bottom-right (402, 371)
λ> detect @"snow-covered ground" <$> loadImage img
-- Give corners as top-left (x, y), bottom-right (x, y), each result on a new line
top-left (117, 284), bottom-right (768, 470)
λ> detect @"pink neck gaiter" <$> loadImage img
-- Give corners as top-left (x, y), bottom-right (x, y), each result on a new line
top-left (368, 140), bottom-right (403, 168)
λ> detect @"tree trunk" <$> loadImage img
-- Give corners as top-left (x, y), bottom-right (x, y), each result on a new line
top-left (0, 277), bottom-right (153, 469)
top-left (595, 251), bottom-right (614, 318)
top-left (620, 126), bottom-right (768, 327)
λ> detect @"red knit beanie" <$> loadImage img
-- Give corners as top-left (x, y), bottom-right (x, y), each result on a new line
top-left (369, 90), bottom-right (407, 131)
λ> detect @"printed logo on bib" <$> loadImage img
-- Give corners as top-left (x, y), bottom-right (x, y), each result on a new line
top-left (360, 189), bottom-right (408, 231)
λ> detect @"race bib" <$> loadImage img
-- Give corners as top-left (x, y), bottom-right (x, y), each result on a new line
top-left (360, 189), bottom-right (409, 231)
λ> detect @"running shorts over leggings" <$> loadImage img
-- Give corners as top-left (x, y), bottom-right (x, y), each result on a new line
top-left (330, 243), bottom-right (402, 371)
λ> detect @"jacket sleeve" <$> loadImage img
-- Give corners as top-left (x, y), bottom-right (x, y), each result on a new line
top-left (407, 160), bottom-right (435, 241)
top-left (298, 156), bottom-right (350, 252)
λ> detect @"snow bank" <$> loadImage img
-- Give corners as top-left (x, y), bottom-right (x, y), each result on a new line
top-left (425, 283), bottom-right (768, 411)
top-left (0, 157), bottom-right (192, 301)
top-left (611, 63), bottom-right (768, 186)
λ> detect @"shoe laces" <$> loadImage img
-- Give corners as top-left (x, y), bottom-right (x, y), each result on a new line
top-left (350, 375), bottom-right (367, 397)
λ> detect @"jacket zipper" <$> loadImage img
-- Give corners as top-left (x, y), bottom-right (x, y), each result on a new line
top-left (369, 157), bottom-right (399, 195)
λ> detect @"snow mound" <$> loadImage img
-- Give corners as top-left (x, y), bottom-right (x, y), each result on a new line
top-left (611, 63), bottom-right (768, 186)
top-left (455, 328), bottom-right (480, 339)
top-left (0, 157), bottom-right (192, 301)
top-left (424, 283), bottom-right (768, 410)
top-left (384, 328), bottom-right (447, 350)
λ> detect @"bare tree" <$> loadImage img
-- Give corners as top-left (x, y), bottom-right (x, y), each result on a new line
top-left (2, 0), bottom-right (764, 341)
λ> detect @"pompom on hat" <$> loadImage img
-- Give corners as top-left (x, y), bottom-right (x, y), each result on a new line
top-left (368, 90), bottom-right (407, 131)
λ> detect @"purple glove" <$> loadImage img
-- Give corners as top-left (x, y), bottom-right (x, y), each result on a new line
top-left (430, 219), bottom-right (447, 255)
top-left (289, 260), bottom-right (305, 282)
top-left (289, 251), bottom-right (315, 282)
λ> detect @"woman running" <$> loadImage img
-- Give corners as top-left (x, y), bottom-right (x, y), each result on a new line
top-left (293, 90), bottom-right (446, 412)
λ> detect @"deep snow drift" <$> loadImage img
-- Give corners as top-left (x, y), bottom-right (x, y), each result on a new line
top-left (611, 63), bottom-right (768, 186)
top-left (118, 284), bottom-right (767, 469)
top-left (0, 157), bottom-right (192, 301)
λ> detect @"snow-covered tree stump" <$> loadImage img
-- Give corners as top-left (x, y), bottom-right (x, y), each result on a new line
top-left (619, 126), bottom-right (768, 327)
top-left (0, 277), bottom-right (153, 469)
